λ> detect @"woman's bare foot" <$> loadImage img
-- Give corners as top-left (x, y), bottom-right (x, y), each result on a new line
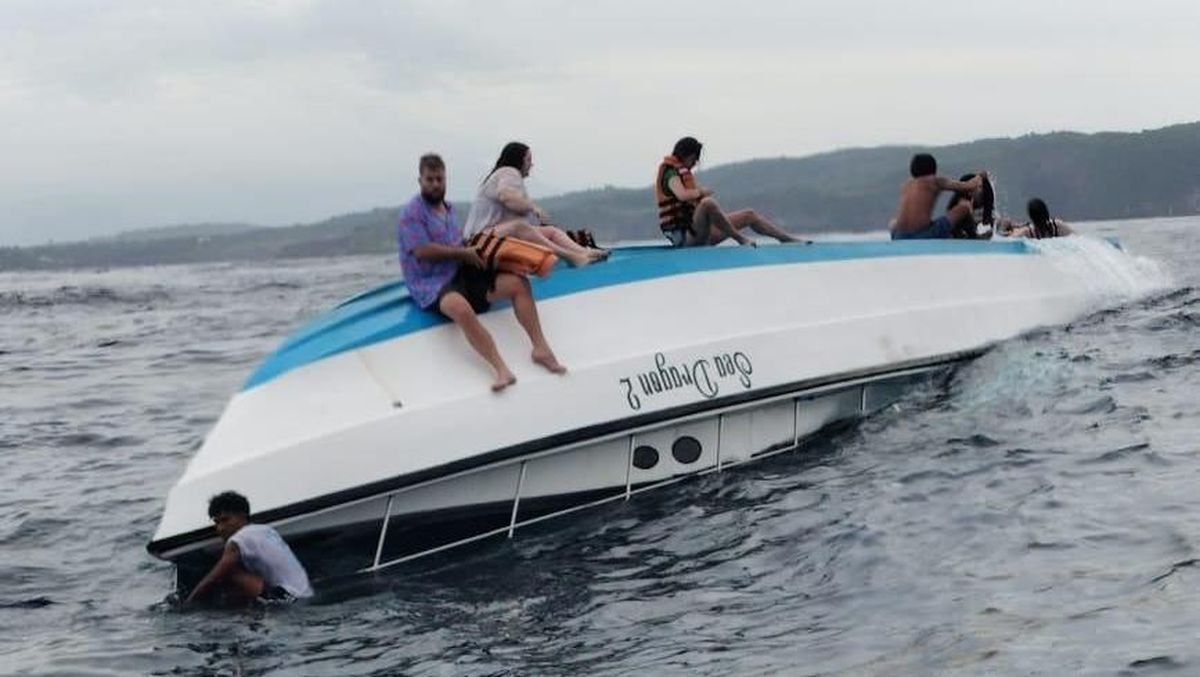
top-left (532, 349), bottom-right (567, 374)
top-left (491, 370), bottom-right (517, 392)
top-left (565, 252), bottom-right (593, 267)
top-left (588, 248), bottom-right (610, 262)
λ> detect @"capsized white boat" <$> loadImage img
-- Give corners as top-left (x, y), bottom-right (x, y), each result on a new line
top-left (147, 237), bottom-right (1154, 587)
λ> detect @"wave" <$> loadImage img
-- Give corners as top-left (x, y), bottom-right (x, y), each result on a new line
top-left (0, 285), bottom-right (172, 308)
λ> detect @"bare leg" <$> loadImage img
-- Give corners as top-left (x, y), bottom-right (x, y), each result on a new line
top-left (439, 292), bottom-right (516, 391)
top-left (727, 209), bottom-right (801, 243)
top-left (691, 197), bottom-right (754, 246)
top-left (537, 226), bottom-right (608, 261)
top-left (488, 220), bottom-right (593, 267)
top-left (490, 273), bottom-right (566, 374)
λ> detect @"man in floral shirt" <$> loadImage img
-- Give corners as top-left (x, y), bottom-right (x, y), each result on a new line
top-left (398, 153), bottom-right (566, 392)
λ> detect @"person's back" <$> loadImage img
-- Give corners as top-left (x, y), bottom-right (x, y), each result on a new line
top-left (229, 523), bottom-right (313, 598)
top-left (893, 175), bottom-right (943, 233)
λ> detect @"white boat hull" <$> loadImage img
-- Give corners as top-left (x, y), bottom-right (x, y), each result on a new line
top-left (149, 238), bottom-right (1151, 581)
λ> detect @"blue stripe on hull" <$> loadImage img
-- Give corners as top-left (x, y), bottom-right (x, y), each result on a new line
top-left (244, 239), bottom-right (1034, 390)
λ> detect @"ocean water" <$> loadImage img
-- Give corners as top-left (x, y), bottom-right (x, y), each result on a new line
top-left (1, 218), bottom-right (1197, 676)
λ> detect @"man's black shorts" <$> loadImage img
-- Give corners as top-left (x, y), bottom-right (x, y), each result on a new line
top-left (435, 265), bottom-right (496, 317)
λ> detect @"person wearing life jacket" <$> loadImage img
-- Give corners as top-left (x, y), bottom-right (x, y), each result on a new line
top-left (1000, 198), bottom-right (1075, 238)
top-left (463, 142), bottom-right (608, 267)
top-left (398, 153), bottom-right (566, 392)
top-left (656, 136), bottom-right (801, 247)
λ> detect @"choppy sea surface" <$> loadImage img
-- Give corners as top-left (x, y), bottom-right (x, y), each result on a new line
top-left (1, 218), bottom-right (1198, 676)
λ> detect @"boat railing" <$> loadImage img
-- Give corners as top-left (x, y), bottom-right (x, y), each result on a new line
top-left (353, 362), bottom-right (942, 574)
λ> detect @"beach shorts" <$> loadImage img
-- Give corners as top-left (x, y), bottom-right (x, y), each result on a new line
top-left (436, 265), bottom-right (495, 317)
top-left (891, 215), bottom-right (954, 240)
top-left (663, 226), bottom-right (691, 248)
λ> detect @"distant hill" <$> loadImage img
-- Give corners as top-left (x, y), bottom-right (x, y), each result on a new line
top-left (106, 222), bottom-right (265, 242)
top-left (2, 122), bottom-right (1198, 271)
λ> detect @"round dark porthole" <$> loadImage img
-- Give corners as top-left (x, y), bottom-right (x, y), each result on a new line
top-left (632, 445), bottom-right (659, 470)
top-left (672, 436), bottom-right (702, 464)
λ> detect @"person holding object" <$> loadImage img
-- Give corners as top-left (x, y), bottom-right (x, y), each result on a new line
top-left (890, 153), bottom-right (988, 240)
top-left (398, 153), bottom-right (566, 392)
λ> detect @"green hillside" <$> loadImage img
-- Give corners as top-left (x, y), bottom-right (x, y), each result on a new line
top-left (3, 122), bottom-right (1198, 271)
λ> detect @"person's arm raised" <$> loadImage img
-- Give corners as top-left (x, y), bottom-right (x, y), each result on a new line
top-left (935, 173), bottom-right (984, 194)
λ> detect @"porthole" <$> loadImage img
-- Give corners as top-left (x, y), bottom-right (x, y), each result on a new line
top-left (672, 436), bottom-right (702, 464)
top-left (632, 445), bottom-right (659, 470)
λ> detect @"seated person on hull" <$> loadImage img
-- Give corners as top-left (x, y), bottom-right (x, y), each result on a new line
top-left (184, 491), bottom-right (313, 607)
top-left (943, 172), bottom-right (996, 239)
top-left (656, 136), bottom-right (801, 247)
top-left (890, 153), bottom-right (988, 240)
top-left (399, 153), bottom-right (566, 392)
top-left (462, 142), bottom-right (607, 267)
top-left (999, 198), bottom-right (1075, 238)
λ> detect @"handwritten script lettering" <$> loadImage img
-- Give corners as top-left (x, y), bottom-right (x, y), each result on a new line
top-left (619, 351), bottom-right (754, 410)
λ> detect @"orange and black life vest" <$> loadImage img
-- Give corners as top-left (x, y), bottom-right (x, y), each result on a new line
top-left (655, 155), bottom-right (697, 232)
top-left (467, 230), bottom-right (558, 278)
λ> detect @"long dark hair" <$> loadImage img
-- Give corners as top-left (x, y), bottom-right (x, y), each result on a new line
top-left (1027, 198), bottom-right (1055, 238)
top-left (488, 141), bottom-right (530, 180)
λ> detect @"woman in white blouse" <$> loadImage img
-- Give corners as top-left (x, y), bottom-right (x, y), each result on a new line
top-left (463, 142), bottom-right (608, 267)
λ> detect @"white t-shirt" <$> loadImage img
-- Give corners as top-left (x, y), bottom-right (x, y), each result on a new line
top-left (462, 166), bottom-right (536, 239)
top-left (229, 524), bottom-right (314, 598)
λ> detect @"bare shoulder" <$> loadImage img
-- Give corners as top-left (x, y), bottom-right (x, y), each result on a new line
top-left (903, 176), bottom-right (939, 194)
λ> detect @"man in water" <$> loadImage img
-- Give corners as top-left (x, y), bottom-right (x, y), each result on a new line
top-left (656, 136), bottom-right (802, 247)
top-left (398, 153), bottom-right (566, 392)
top-left (890, 153), bottom-right (987, 240)
top-left (184, 491), bottom-right (313, 606)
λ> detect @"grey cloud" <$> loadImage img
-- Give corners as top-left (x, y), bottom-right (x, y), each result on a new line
top-left (0, 0), bottom-right (532, 100)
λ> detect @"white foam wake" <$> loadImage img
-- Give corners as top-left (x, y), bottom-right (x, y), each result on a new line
top-left (1033, 236), bottom-right (1173, 300)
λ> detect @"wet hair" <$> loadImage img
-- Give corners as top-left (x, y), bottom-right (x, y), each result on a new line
top-left (207, 491), bottom-right (250, 519)
top-left (910, 153), bottom-right (937, 178)
top-left (490, 142), bottom-right (530, 177)
top-left (1027, 198), bottom-right (1050, 227)
top-left (418, 153), bottom-right (444, 173)
top-left (672, 136), bottom-right (703, 161)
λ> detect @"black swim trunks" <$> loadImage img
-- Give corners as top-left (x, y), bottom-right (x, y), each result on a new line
top-left (435, 265), bottom-right (496, 317)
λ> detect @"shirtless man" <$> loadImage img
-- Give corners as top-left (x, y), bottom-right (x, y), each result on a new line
top-left (890, 153), bottom-right (987, 240)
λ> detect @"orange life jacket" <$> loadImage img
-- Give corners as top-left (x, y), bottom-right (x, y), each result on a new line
top-left (655, 155), bottom-right (697, 231)
top-left (467, 231), bottom-right (558, 278)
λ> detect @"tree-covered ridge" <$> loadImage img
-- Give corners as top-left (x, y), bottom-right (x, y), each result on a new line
top-left (2, 122), bottom-right (1198, 271)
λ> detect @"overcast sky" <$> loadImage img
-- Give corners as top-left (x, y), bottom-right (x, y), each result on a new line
top-left (2, 0), bottom-right (1197, 246)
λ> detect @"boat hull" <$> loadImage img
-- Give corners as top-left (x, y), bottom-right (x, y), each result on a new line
top-left (149, 238), bottom-right (1135, 581)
